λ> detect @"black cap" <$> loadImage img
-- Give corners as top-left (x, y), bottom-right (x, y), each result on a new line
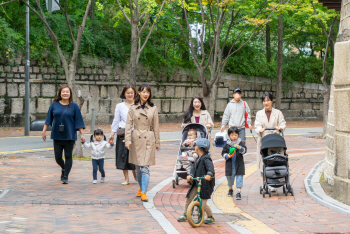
top-left (233, 88), bottom-right (242, 94)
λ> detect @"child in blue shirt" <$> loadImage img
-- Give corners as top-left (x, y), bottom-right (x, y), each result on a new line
top-left (221, 126), bottom-right (247, 200)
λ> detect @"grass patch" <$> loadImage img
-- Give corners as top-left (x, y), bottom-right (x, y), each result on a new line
top-left (320, 171), bottom-right (325, 183)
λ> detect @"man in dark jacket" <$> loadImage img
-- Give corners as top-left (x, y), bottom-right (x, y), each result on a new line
top-left (177, 138), bottom-right (215, 224)
top-left (222, 127), bottom-right (247, 200)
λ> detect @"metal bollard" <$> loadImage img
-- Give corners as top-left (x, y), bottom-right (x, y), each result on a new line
top-left (91, 108), bottom-right (95, 134)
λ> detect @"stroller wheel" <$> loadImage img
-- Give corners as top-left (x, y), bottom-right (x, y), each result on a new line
top-left (175, 174), bottom-right (179, 185)
top-left (260, 186), bottom-right (263, 194)
top-left (268, 189), bottom-right (272, 197)
top-left (290, 188), bottom-right (294, 196)
top-left (262, 191), bottom-right (266, 198)
top-left (172, 180), bottom-right (176, 189)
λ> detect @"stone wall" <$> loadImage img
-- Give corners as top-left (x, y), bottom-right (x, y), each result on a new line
top-left (0, 59), bottom-right (325, 127)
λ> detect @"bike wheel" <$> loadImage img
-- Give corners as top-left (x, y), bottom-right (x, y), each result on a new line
top-left (187, 201), bottom-right (204, 227)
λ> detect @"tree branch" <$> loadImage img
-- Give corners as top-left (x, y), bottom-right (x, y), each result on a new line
top-left (0, 0), bottom-right (16, 7)
top-left (115, 0), bottom-right (131, 24)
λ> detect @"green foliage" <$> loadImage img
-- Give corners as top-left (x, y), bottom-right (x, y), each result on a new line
top-left (0, 0), bottom-right (339, 85)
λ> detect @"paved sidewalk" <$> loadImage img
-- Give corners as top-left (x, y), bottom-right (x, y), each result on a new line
top-left (3, 129), bottom-right (347, 234)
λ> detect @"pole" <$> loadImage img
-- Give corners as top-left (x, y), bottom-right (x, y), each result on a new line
top-left (91, 108), bottom-right (95, 134)
top-left (48, 0), bottom-right (52, 13)
top-left (24, 0), bottom-right (30, 136)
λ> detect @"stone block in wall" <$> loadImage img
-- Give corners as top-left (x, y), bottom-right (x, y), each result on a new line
top-left (12, 67), bottom-right (18, 72)
top-left (42, 84), bottom-right (56, 97)
top-left (19, 83), bottom-right (25, 97)
top-left (4, 66), bottom-right (11, 72)
top-left (152, 86), bottom-right (164, 98)
top-left (80, 75), bottom-right (88, 80)
top-left (7, 73), bottom-right (13, 78)
top-left (333, 41), bottom-right (350, 86)
top-left (153, 99), bottom-right (161, 111)
top-left (281, 102), bottom-right (290, 110)
top-left (183, 99), bottom-right (191, 112)
top-left (37, 98), bottom-right (52, 113)
top-left (31, 83), bottom-right (40, 97)
top-left (312, 103), bottom-right (321, 110)
top-left (165, 86), bottom-right (175, 98)
top-left (11, 98), bottom-right (23, 114)
top-left (30, 74), bottom-right (37, 79)
top-left (0, 83), bottom-right (6, 96)
top-left (40, 67), bottom-right (47, 73)
top-left (301, 110), bottom-right (316, 117)
top-left (175, 86), bottom-right (186, 98)
top-left (90, 86), bottom-right (99, 98)
top-left (0, 98), bottom-right (5, 114)
top-left (99, 99), bottom-right (111, 113)
top-left (315, 110), bottom-right (322, 118)
top-left (334, 132), bottom-right (350, 178)
top-left (216, 99), bottom-right (228, 112)
top-left (85, 68), bottom-right (92, 74)
top-left (33, 67), bottom-right (39, 73)
top-left (101, 86), bottom-right (107, 98)
top-left (108, 86), bottom-right (118, 98)
top-left (171, 99), bottom-right (183, 113)
top-left (217, 88), bottom-right (229, 99)
top-left (30, 98), bottom-right (36, 114)
top-left (334, 89), bottom-right (350, 132)
top-left (186, 87), bottom-right (202, 98)
top-left (7, 83), bottom-right (18, 97)
top-left (43, 75), bottom-right (50, 80)
top-left (95, 114), bottom-right (111, 125)
top-left (282, 110), bottom-right (301, 118)
top-left (48, 67), bottom-right (55, 73)
top-left (162, 99), bottom-right (170, 113)
top-left (290, 102), bottom-right (312, 110)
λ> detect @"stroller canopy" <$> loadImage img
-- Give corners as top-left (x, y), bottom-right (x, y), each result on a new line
top-left (261, 134), bottom-right (287, 150)
top-left (182, 123), bottom-right (208, 139)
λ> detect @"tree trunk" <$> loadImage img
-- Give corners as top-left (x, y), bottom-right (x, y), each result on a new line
top-left (266, 23), bottom-right (271, 63)
top-left (130, 20), bottom-right (138, 87)
top-left (89, 0), bottom-right (95, 21)
top-left (207, 82), bottom-right (218, 118)
top-left (322, 86), bottom-right (330, 136)
top-left (275, 2), bottom-right (283, 109)
top-left (181, 8), bottom-right (189, 61)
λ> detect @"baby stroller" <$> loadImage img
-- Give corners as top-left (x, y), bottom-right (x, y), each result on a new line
top-left (259, 128), bottom-right (293, 197)
top-left (172, 123), bottom-right (210, 188)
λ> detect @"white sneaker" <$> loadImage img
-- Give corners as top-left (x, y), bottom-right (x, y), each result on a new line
top-left (93, 180), bottom-right (97, 184)
top-left (101, 177), bottom-right (105, 183)
top-left (269, 186), bottom-right (277, 192)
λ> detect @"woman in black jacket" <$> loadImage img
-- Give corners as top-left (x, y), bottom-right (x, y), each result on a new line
top-left (221, 127), bottom-right (247, 200)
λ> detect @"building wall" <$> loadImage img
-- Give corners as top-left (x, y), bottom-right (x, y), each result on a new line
top-left (0, 59), bottom-right (325, 127)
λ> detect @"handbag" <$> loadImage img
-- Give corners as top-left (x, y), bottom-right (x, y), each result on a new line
top-left (116, 128), bottom-right (125, 137)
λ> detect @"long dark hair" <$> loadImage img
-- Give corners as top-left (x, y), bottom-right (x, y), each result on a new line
top-left (183, 96), bottom-right (207, 124)
top-left (90, 128), bottom-right (106, 142)
top-left (120, 84), bottom-right (136, 99)
top-left (53, 84), bottom-right (73, 109)
top-left (134, 83), bottom-right (154, 107)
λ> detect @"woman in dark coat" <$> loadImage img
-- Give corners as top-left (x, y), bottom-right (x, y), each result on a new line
top-left (109, 84), bottom-right (137, 185)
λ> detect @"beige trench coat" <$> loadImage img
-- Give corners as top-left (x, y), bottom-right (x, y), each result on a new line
top-left (254, 108), bottom-right (286, 173)
top-left (125, 102), bottom-right (160, 166)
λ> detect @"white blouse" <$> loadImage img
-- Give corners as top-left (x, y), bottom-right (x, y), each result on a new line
top-left (111, 102), bottom-right (129, 132)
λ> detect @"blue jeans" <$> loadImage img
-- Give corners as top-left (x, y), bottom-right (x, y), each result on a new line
top-left (136, 166), bottom-right (150, 194)
top-left (227, 166), bottom-right (243, 188)
top-left (92, 159), bottom-right (105, 180)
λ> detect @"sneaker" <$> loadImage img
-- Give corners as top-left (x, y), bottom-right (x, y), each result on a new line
top-left (227, 189), bottom-right (233, 197)
top-left (141, 193), bottom-right (148, 202)
top-left (136, 189), bottom-right (142, 197)
top-left (236, 192), bottom-right (241, 200)
top-left (177, 213), bottom-right (187, 222)
top-left (101, 177), bottom-right (105, 183)
top-left (204, 216), bottom-right (215, 224)
top-left (62, 177), bottom-right (68, 184)
top-left (93, 180), bottom-right (97, 184)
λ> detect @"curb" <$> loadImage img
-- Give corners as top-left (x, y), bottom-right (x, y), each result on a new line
top-left (304, 159), bottom-right (350, 217)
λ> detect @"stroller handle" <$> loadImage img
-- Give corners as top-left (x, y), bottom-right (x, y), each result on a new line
top-left (181, 146), bottom-right (196, 151)
top-left (260, 128), bottom-right (284, 137)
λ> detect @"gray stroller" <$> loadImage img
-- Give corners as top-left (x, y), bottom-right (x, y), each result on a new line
top-left (172, 123), bottom-right (210, 188)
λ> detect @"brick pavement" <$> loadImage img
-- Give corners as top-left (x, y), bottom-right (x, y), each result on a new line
top-left (2, 129), bottom-right (345, 234)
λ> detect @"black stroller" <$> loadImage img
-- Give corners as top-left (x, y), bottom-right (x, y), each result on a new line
top-left (259, 128), bottom-right (293, 197)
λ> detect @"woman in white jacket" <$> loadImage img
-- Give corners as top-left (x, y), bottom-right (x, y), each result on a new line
top-left (254, 93), bottom-right (286, 177)
top-left (83, 128), bottom-right (114, 184)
